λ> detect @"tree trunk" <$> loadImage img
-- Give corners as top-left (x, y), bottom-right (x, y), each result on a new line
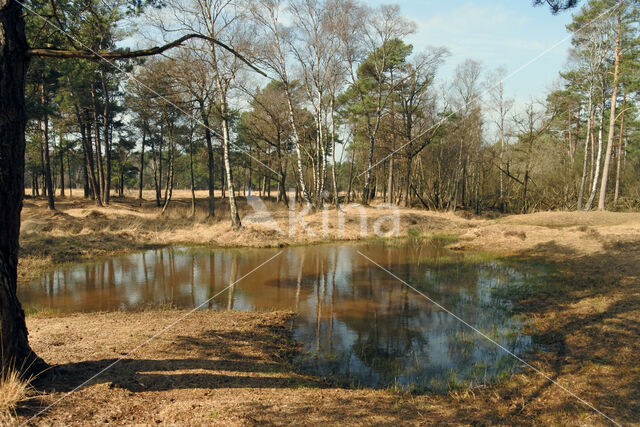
top-left (100, 70), bottom-right (111, 205)
top-left (39, 136), bottom-right (45, 198)
top-left (597, 11), bottom-right (622, 211)
top-left (276, 134), bottom-right (288, 205)
top-left (201, 107), bottom-right (215, 217)
top-left (246, 146), bottom-right (252, 197)
top-left (118, 166), bottom-right (124, 197)
top-left (90, 83), bottom-right (105, 205)
top-left (403, 157), bottom-right (413, 208)
top-left (189, 126), bottom-right (196, 217)
top-left (41, 83), bottom-right (55, 209)
top-left (347, 148), bottom-right (355, 204)
top-left (139, 128), bottom-right (145, 199)
top-left (387, 157), bottom-right (394, 205)
top-left (491, 84), bottom-right (505, 211)
top-left (284, 84), bottom-right (312, 207)
top-left (362, 134), bottom-right (376, 205)
top-left (161, 126), bottom-right (175, 215)
top-left (220, 146), bottom-right (225, 199)
top-left (155, 125), bottom-right (163, 207)
top-left (578, 95), bottom-right (593, 210)
top-left (59, 135), bottom-right (65, 197)
top-left (41, 118), bottom-right (54, 209)
top-left (0, 0), bottom-right (42, 371)
top-left (68, 79), bottom-right (98, 202)
top-left (267, 153), bottom-right (271, 199)
top-left (614, 94), bottom-right (626, 204)
top-left (67, 148), bottom-right (72, 197)
top-left (522, 135), bottom-right (534, 214)
top-left (315, 101), bottom-right (327, 208)
top-left (32, 170), bottom-right (38, 196)
top-left (209, 41), bottom-right (240, 228)
top-left (220, 107), bottom-right (240, 228)
top-left (359, 78), bottom-right (385, 207)
top-left (80, 120), bottom-right (98, 202)
top-left (329, 97), bottom-right (339, 208)
top-left (585, 100), bottom-right (605, 211)
top-left (474, 168), bottom-right (480, 215)
top-left (82, 155), bottom-right (89, 198)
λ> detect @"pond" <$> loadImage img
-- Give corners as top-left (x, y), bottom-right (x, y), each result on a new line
top-left (20, 239), bottom-right (544, 392)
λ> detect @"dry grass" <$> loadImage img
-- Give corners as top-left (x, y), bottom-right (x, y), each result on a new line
top-left (19, 192), bottom-right (472, 283)
top-left (0, 366), bottom-right (32, 422)
top-left (15, 193), bottom-right (640, 424)
top-left (497, 210), bottom-right (640, 228)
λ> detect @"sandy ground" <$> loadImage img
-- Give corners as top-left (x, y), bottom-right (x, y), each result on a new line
top-left (12, 193), bottom-right (640, 425)
top-left (19, 311), bottom-right (438, 426)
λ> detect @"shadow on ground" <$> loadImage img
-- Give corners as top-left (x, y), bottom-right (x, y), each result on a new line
top-left (17, 234), bottom-right (640, 425)
top-left (502, 239), bottom-right (640, 423)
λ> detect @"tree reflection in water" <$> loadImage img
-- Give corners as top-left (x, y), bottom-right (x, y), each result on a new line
top-left (21, 240), bottom-right (543, 392)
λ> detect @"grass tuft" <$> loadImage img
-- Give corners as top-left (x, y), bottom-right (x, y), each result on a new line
top-left (0, 365), bottom-right (32, 421)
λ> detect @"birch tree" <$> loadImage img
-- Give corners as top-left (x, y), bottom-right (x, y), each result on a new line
top-left (249, 0), bottom-right (313, 206)
top-left (487, 67), bottom-right (514, 212)
top-left (160, 0), bottom-right (257, 227)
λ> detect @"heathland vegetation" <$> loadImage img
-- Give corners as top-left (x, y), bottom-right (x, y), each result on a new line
top-left (1, 0), bottom-right (639, 424)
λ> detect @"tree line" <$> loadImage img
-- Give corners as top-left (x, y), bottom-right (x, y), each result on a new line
top-left (24, 0), bottom-right (640, 227)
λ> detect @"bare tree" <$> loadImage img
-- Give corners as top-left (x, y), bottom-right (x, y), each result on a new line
top-left (288, 0), bottom-right (346, 207)
top-left (159, 0), bottom-right (254, 228)
top-left (249, 0), bottom-right (313, 206)
top-left (512, 101), bottom-right (553, 213)
top-left (487, 67), bottom-right (514, 212)
top-left (567, 12), bottom-right (609, 210)
top-left (397, 49), bottom-right (448, 207)
top-left (449, 60), bottom-right (483, 211)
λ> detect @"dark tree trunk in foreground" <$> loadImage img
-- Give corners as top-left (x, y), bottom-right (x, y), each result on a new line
top-left (0, 4), bottom-right (254, 371)
top-left (0, 0), bottom-right (41, 371)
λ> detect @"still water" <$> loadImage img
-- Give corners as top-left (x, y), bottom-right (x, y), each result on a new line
top-left (20, 240), bottom-right (542, 392)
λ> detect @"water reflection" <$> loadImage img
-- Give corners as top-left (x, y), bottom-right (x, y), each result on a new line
top-left (21, 240), bottom-right (541, 391)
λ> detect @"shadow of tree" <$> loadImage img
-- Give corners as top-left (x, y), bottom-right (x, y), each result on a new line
top-left (39, 357), bottom-right (317, 393)
top-left (21, 322), bottom-right (324, 420)
top-left (497, 239), bottom-right (640, 423)
top-left (19, 237), bottom-right (640, 425)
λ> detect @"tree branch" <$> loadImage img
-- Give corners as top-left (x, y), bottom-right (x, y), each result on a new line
top-left (533, 0), bottom-right (580, 14)
top-left (27, 33), bottom-right (267, 77)
top-left (497, 164), bottom-right (524, 186)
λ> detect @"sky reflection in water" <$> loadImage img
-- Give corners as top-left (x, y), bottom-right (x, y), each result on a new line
top-left (21, 240), bottom-right (543, 391)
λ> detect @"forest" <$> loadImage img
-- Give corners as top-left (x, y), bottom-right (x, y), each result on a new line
top-left (22, 0), bottom-right (640, 222)
top-left (1, 0), bottom-right (640, 425)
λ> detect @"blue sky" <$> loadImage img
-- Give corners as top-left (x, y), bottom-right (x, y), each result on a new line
top-left (367, 0), bottom-right (576, 103)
